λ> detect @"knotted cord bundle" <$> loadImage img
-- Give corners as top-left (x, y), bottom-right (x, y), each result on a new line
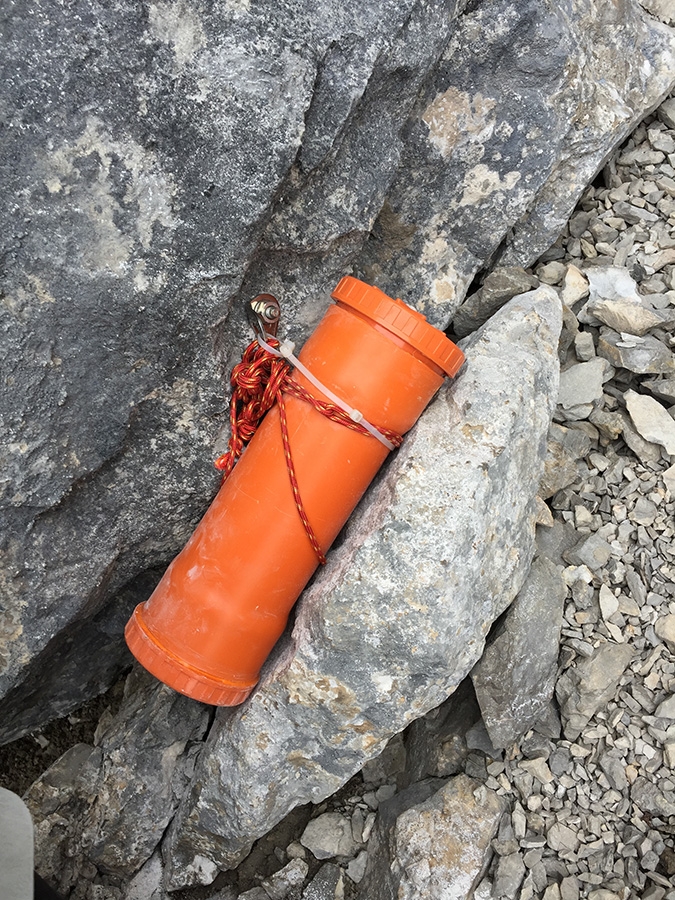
top-left (215, 336), bottom-right (403, 564)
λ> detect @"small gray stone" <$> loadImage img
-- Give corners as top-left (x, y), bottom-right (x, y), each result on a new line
top-left (599, 754), bottom-right (627, 791)
top-left (590, 298), bottom-right (669, 336)
top-left (346, 851), bottom-right (368, 884)
top-left (556, 642), bottom-right (635, 740)
top-left (659, 98), bottom-right (675, 128)
top-left (625, 390), bottom-right (675, 455)
top-left (619, 410), bottom-right (663, 466)
top-left (261, 859), bottom-right (310, 900)
top-left (558, 358), bottom-right (611, 409)
top-left (574, 331), bottom-right (596, 361)
top-left (561, 265), bottom-right (590, 306)
top-left (546, 822), bottom-right (580, 853)
top-left (565, 533), bottom-right (613, 571)
top-left (543, 884), bottom-right (562, 900)
top-left (632, 496), bottom-right (658, 526)
top-left (302, 863), bottom-right (343, 900)
top-left (493, 852), bottom-right (527, 899)
top-left (300, 814), bottom-right (356, 860)
top-left (655, 695), bottom-right (675, 719)
top-left (613, 200), bottom-right (660, 224)
top-left (538, 261), bottom-right (567, 285)
top-left (560, 875), bottom-right (580, 900)
top-left (598, 328), bottom-right (675, 375)
top-left (519, 757), bottom-right (554, 785)
top-left (655, 614), bottom-right (675, 651)
top-left (663, 463), bottom-right (675, 495)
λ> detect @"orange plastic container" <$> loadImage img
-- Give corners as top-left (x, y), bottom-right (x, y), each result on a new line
top-left (125, 277), bottom-right (464, 705)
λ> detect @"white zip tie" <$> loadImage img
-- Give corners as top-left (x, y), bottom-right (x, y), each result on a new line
top-left (257, 335), bottom-right (396, 451)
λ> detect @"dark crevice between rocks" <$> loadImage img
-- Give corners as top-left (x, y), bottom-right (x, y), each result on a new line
top-left (0, 564), bottom-right (166, 749)
top-left (0, 673), bottom-right (127, 797)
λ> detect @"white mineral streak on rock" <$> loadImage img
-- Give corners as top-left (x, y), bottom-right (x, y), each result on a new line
top-left (164, 285), bottom-right (562, 886)
top-left (148, 0), bottom-right (206, 69)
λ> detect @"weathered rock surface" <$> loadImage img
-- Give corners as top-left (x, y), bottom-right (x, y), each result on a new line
top-left (161, 286), bottom-right (561, 886)
top-left (25, 667), bottom-right (209, 895)
top-left (2, 0), bottom-right (674, 744)
top-left (0, 0), bottom-right (459, 742)
top-left (471, 556), bottom-right (567, 748)
top-left (357, 775), bottom-right (505, 900)
top-left (358, 0), bottom-right (675, 320)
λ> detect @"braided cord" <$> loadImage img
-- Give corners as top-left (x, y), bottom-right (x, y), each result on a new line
top-left (214, 338), bottom-right (402, 564)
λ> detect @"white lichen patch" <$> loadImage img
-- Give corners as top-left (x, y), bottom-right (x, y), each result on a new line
top-left (418, 217), bottom-right (467, 307)
top-left (458, 164), bottom-right (520, 208)
top-left (422, 87), bottom-right (496, 158)
top-left (280, 659), bottom-right (360, 717)
top-left (185, 854), bottom-right (218, 886)
top-left (148, 0), bottom-right (206, 70)
top-left (371, 673), bottom-right (394, 694)
top-left (43, 117), bottom-right (176, 273)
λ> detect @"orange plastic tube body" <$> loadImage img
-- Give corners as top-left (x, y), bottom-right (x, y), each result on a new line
top-left (125, 278), bottom-right (464, 705)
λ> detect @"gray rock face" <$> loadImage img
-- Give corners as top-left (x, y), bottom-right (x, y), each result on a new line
top-left (357, 775), bottom-right (506, 900)
top-left (25, 668), bottom-right (209, 894)
top-left (471, 556), bottom-right (568, 748)
top-left (2, 0), bottom-right (674, 743)
top-left (162, 286), bottom-right (561, 886)
top-left (0, 0), bottom-right (453, 743)
top-left (358, 0), bottom-right (675, 322)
